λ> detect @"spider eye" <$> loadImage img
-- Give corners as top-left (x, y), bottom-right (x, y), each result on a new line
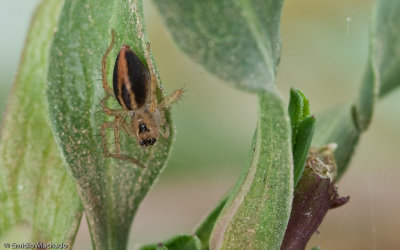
top-left (139, 123), bottom-right (146, 134)
top-left (140, 139), bottom-right (146, 146)
top-left (147, 138), bottom-right (157, 145)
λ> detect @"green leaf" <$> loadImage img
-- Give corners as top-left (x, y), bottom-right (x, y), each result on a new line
top-left (139, 234), bottom-right (202, 250)
top-left (152, 0), bottom-right (284, 91)
top-left (153, 0), bottom-right (292, 248)
top-left (47, 0), bottom-right (175, 249)
top-left (353, 65), bottom-right (376, 132)
top-left (372, 0), bottom-right (400, 97)
top-left (288, 88), bottom-right (304, 145)
top-left (288, 88), bottom-right (314, 187)
top-left (354, 0), bottom-right (400, 131)
top-left (0, 0), bottom-right (82, 245)
top-left (193, 122), bottom-right (260, 250)
top-left (314, 0), bottom-right (400, 179)
top-left (210, 90), bottom-right (293, 249)
top-left (194, 196), bottom-right (228, 250)
top-left (288, 88), bottom-right (311, 147)
top-left (293, 115), bottom-right (316, 187)
top-left (297, 90), bottom-right (310, 119)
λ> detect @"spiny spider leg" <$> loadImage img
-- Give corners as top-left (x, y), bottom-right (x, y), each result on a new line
top-left (100, 121), bottom-right (115, 156)
top-left (159, 89), bottom-right (184, 110)
top-left (100, 117), bottom-right (145, 168)
top-left (100, 93), bottom-right (130, 116)
top-left (120, 117), bottom-right (135, 138)
top-left (113, 117), bottom-right (122, 156)
top-left (108, 154), bottom-right (146, 168)
top-left (102, 30), bottom-right (116, 96)
top-left (159, 124), bottom-right (170, 139)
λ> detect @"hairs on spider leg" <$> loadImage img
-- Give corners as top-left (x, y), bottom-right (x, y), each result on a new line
top-left (97, 96), bottom-right (111, 106)
top-left (181, 82), bottom-right (189, 90)
top-left (171, 86), bottom-right (187, 107)
top-left (178, 88), bottom-right (187, 103)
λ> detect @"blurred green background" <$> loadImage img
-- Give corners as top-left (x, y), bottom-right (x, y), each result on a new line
top-left (1, 0), bottom-right (399, 249)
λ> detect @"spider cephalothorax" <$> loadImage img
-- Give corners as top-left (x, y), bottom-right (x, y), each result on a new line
top-left (100, 30), bottom-right (182, 167)
top-left (130, 108), bottom-right (162, 147)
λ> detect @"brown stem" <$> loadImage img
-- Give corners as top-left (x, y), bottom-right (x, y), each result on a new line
top-left (281, 145), bottom-right (350, 250)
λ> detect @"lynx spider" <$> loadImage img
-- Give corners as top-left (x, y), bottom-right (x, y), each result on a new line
top-left (100, 30), bottom-right (182, 167)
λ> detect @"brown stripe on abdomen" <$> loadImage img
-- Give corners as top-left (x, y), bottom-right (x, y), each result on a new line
top-left (113, 45), bottom-right (149, 110)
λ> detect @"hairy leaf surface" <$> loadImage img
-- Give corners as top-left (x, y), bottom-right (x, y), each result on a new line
top-left (0, 0), bottom-right (82, 245)
top-left (47, 0), bottom-right (175, 248)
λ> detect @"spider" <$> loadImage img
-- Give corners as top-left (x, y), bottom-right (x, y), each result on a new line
top-left (100, 30), bottom-right (183, 167)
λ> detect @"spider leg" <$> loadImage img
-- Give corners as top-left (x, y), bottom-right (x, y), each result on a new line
top-left (159, 123), bottom-right (170, 139)
top-left (100, 121), bottom-right (115, 156)
top-left (146, 42), bottom-right (158, 113)
top-left (120, 117), bottom-right (135, 138)
top-left (159, 88), bottom-right (184, 110)
top-left (100, 92), bottom-right (130, 116)
top-left (100, 117), bottom-right (146, 168)
top-left (113, 117), bottom-right (122, 157)
top-left (100, 30), bottom-right (147, 168)
top-left (102, 30), bottom-right (116, 96)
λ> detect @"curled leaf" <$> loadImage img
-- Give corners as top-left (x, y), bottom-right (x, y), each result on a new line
top-left (210, 90), bottom-right (293, 249)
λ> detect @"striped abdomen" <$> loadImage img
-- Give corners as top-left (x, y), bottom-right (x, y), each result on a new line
top-left (113, 45), bottom-right (150, 110)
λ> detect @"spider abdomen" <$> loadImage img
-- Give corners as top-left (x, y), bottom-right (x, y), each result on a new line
top-left (113, 45), bottom-right (150, 110)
